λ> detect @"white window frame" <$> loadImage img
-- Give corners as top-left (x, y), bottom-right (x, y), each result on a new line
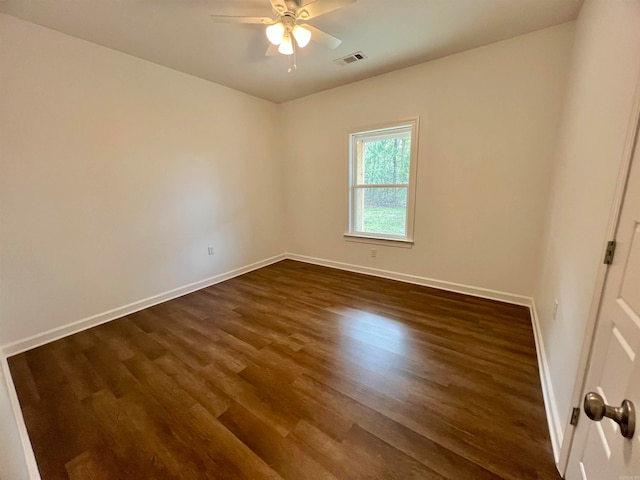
top-left (345, 117), bottom-right (419, 245)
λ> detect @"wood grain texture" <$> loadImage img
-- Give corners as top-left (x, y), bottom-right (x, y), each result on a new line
top-left (8, 260), bottom-right (559, 479)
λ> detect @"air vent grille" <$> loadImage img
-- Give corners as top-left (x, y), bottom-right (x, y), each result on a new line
top-left (334, 51), bottom-right (367, 66)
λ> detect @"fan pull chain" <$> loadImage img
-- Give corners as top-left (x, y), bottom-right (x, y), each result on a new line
top-left (288, 40), bottom-right (297, 73)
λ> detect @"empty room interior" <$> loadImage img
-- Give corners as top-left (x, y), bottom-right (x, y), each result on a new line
top-left (2, 0), bottom-right (640, 478)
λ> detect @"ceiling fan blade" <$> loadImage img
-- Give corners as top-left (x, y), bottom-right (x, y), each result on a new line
top-left (301, 24), bottom-right (342, 49)
top-left (297, 0), bottom-right (357, 20)
top-left (210, 15), bottom-right (273, 24)
top-left (265, 44), bottom-right (279, 56)
top-left (268, 0), bottom-right (287, 14)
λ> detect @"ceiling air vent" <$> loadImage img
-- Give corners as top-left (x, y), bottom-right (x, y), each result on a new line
top-left (334, 52), bottom-right (367, 66)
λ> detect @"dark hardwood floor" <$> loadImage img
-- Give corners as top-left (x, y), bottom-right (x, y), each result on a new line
top-left (8, 260), bottom-right (559, 479)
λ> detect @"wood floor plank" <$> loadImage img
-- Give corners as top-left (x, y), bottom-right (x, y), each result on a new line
top-left (187, 403), bottom-right (284, 480)
top-left (65, 449), bottom-right (125, 480)
top-left (290, 374), bottom-right (503, 480)
top-left (8, 260), bottom-right (560, 479)
top-left (238, 362), bottom-right (353, 441)
top-left (50, 340), bottom-right (107, 401)
top-left (218, 402), bottom-right (338, 480)
top-left (200, 361), bottom-right (299, 437)
top-left (289, 419), bottom-right (390, 480)
top-left (341, 423), bottom-right (447, 480)
top-left (85, 389), bottom-right (197, 479)
top-left (153, 353), bottom-right (231, 418)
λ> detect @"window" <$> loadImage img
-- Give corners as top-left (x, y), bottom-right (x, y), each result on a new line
top-left (347, 118), bottom-right (419, 243)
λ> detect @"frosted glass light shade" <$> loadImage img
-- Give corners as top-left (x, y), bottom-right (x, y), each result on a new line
top-left (278, 34), bottom-right (294, 55)
top-left (292, 25), bottom-right (311, 48)
top-left (266, 22), bottom-right (285, 45)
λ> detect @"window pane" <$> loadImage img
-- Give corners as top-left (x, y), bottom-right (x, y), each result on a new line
top-left (356, 187), bottom-right (408, 236)
top-left (361, 136), bottom-right (411, 185)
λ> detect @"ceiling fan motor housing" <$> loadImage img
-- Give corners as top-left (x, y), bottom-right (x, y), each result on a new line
top-left (280, 12), bottom-right (297, 30)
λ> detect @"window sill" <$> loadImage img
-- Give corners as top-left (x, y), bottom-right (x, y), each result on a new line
top-left (343, 233), bottom-right (414, 248)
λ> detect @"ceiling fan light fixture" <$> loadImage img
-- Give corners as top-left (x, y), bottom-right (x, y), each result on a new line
top-left (266, 22), bottom-right (285, 45)
top-left (292, 25), bottom-right (311, 48)
top-left (278, 33), bottom-right (294, 55)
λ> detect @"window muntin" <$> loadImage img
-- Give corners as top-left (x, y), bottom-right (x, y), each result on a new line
top-left (349, 119), bottom-right (418, 242)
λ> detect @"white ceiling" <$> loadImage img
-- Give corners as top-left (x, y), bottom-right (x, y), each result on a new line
top-left (0, 0), bottom-right (582, 103)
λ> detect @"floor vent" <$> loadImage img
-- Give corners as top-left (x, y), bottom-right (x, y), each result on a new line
top-left (334, 51), bottom-right (367, 66)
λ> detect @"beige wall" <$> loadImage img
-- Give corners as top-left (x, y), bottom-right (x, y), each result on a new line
top-left (0, 15), bottom-right (286, 477)
top-left (533, 0), bottom-right (640, 455)
top-left (280, 24), bottom-right (574, 297)
top-left (0, 14), bottom-right (285, 348)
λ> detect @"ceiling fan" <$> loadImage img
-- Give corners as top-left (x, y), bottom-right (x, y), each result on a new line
top-left (210, 0), bottom-right (357, 57)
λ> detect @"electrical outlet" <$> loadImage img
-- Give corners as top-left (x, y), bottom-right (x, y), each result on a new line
top-left (371, 248), bottom-right (377, 258)
top-left (208, 246), bottom-right (215, 255)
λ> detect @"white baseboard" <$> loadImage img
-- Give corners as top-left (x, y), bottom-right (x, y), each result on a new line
top-left (1, 253), bottom-right (285, 357)
top-left (285, 253), bottom-right (532, 306)
top-left (528, 298), bottom-right (563, 464)
top-left (1, 358), bottom-right (41, 479)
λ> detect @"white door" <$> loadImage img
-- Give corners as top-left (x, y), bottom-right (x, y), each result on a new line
top-left (565, 133), bottom-right (640, 479)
